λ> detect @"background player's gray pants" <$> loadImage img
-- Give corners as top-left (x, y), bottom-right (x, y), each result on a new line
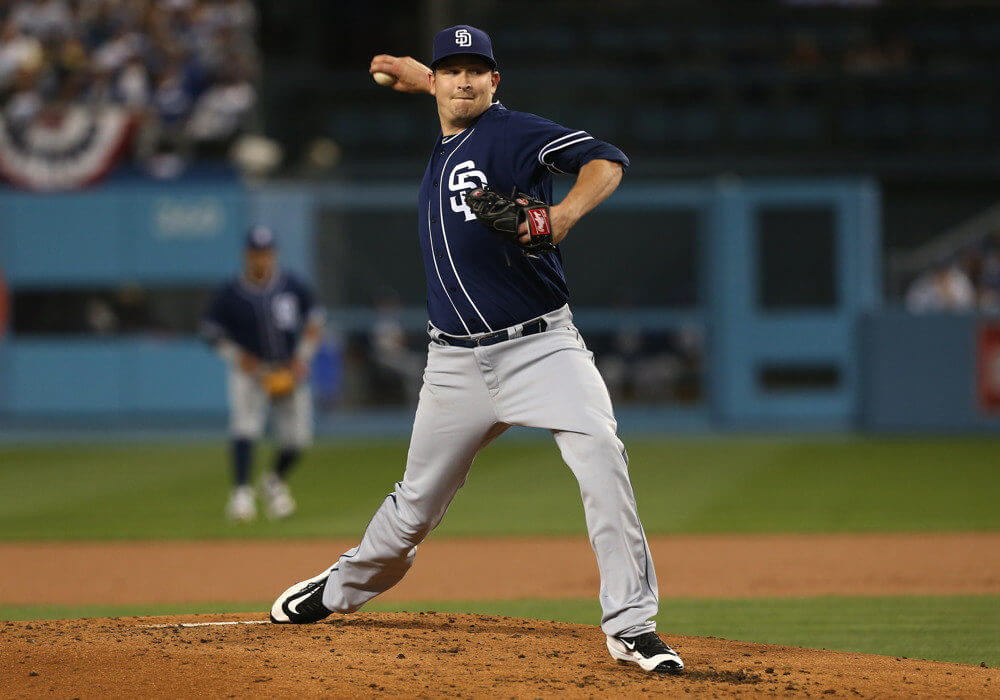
top-left (322, 305), bottom-right (658, 638)
top-left (227, 366), bottom-right (313, 448)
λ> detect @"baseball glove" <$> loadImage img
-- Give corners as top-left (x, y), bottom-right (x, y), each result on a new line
top-left (465, 187), bottom-right (556, 255)
top-left (263, 368), bottom-right (296, 399)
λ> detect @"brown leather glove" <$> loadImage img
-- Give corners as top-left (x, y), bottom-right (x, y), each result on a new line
top-left (263, 368), bottom-right (296, 399)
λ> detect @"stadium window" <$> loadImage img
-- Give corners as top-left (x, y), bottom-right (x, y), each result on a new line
top-left (756, 206), bottom-right (838, 310)
top-left (11, 287), bottom-right (213, 336)
top-left (758, 364), bottom-right (840, 392)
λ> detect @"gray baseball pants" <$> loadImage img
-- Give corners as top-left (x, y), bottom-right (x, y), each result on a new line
top-left (227, 366), bottom-right (313, 449)
top-left (321, 305), bottom-right (658, 637)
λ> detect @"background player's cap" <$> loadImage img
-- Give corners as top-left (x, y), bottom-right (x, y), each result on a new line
top-left (430, 25), bottom-right (497, 71)
top-left (245, 225), bottom-right (276, 250)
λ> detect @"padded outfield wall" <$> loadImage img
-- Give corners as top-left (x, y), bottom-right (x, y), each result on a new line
top-left (0, 177), bottom-right (995, 433)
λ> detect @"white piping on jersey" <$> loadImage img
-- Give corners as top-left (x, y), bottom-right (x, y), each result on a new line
top-left (260, 288), bottom-right (285, 356)
top-left (537, 130), bottom-right (589, 163)
top-left (538, 132), bottom-right (594, 174)
top-left (235, 272), bottom-right (286, 359)
top-left (441, 102), bottom-right (500, 143)
top-left (265, 274), bottom-right (287, 358)
top-left (437, 127), bottom-right (494, 332)
top-left (426, 201), bottom-right (470, 334)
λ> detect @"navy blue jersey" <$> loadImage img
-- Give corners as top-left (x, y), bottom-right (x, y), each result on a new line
top-left (418, 102), bottom-right (629, 335)
top-left (202, 272), bottom-right (319, 362)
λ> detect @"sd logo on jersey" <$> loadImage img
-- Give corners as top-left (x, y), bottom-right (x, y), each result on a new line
top-left (272, 293), bottom-right (300, 330)
top-left (448, 160), bottom-right (487, 221)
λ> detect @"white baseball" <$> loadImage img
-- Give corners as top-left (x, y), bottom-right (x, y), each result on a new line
top-left (372, 71), bottom-right (396, 87)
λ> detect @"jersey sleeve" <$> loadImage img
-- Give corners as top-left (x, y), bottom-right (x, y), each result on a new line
top-left (200, 285), bottom-right (232, 343)
top-left (505, 111), bottom-right (630, 183)
top-left (289, 274), bottom-right (324, 326)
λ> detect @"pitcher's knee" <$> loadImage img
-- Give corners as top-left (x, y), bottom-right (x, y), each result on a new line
top-left (578, 428), bottom-right (627, 465)
top-left (398, 519), bottom-right (433, 545)
top-left (389, 489), bottom-right (440, 546)
top-left (563, 429), bottom-right (631, 488)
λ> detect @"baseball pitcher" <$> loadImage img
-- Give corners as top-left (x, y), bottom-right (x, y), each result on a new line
top-left (270, 26), bottom-right (683, 673)
top-left (202, 226), bottom-right (324, 521)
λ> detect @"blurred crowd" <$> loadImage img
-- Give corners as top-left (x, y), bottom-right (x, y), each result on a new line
top-left (905, 234), bottom-right (1000, 314)
top-left (0, 0), bottom-right (260, 176)
top-left (787, 30), bottom-right (911, 75)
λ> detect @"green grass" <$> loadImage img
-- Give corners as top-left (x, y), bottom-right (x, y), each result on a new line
top-left (2, 595), bottom-right (996, 667)
top-left (0, 436), bottom-right (997, 539)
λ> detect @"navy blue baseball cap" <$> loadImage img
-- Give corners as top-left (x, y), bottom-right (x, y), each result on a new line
top-left (431, 25), bottom-right (497, 71)
top-left (245, 225), bottom-right (276, 250)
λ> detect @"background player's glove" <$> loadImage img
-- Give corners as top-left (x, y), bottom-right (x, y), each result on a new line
top-left (263, 368), bottom-right (296, 399)
top-left (465, 187), bottom-right (556, 255)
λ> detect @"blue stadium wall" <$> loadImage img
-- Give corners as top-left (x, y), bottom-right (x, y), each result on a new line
top-left (0, 178), bottom-right (997, 433)
top-left (0, 180), bottom-right (312, 424)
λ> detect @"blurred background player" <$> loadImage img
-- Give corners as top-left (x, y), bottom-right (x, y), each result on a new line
top-left (201, 225), bottom-right (324, 521)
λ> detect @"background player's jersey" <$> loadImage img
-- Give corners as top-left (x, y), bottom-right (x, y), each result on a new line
top-left (202, 272), bottom-right (318, 362)
top-left (417, 102), bottom-right (629, 335)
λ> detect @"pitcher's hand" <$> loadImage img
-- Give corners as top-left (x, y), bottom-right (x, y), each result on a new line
top-left (370, 55), bottom-right (432, 94)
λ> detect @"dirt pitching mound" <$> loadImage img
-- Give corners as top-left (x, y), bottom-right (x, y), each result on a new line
top-left (2, 613), bottom-right (996, 698)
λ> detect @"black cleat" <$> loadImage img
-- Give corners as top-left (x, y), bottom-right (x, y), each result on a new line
top-left (269, 567), bottom-right (334, 624)
top-left (606, 632), bottom-right (685, 673)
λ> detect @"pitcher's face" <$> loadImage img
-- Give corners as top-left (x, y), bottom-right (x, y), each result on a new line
top-left (431, 56), bottom-right (498, 126)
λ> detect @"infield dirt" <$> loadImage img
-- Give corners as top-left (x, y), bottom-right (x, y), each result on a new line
top-left (2, 532), bottom-right (999, 606)
top-left (3, 534), bottom-right (998, 697)
top-left (3, 612), bottom-right (998, 697)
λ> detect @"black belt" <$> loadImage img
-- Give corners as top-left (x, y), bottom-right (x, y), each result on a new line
top-left (434, 318), bottom-right (549, 348)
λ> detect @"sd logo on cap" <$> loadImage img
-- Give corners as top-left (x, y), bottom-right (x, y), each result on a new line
top-left (245, 225), bottom-right (276, 250)
top-left (431, 25), bottom-right (497, 70)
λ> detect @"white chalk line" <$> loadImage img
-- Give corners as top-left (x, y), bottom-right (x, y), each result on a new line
top-left (141, 620), bottom-right (270, 628)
